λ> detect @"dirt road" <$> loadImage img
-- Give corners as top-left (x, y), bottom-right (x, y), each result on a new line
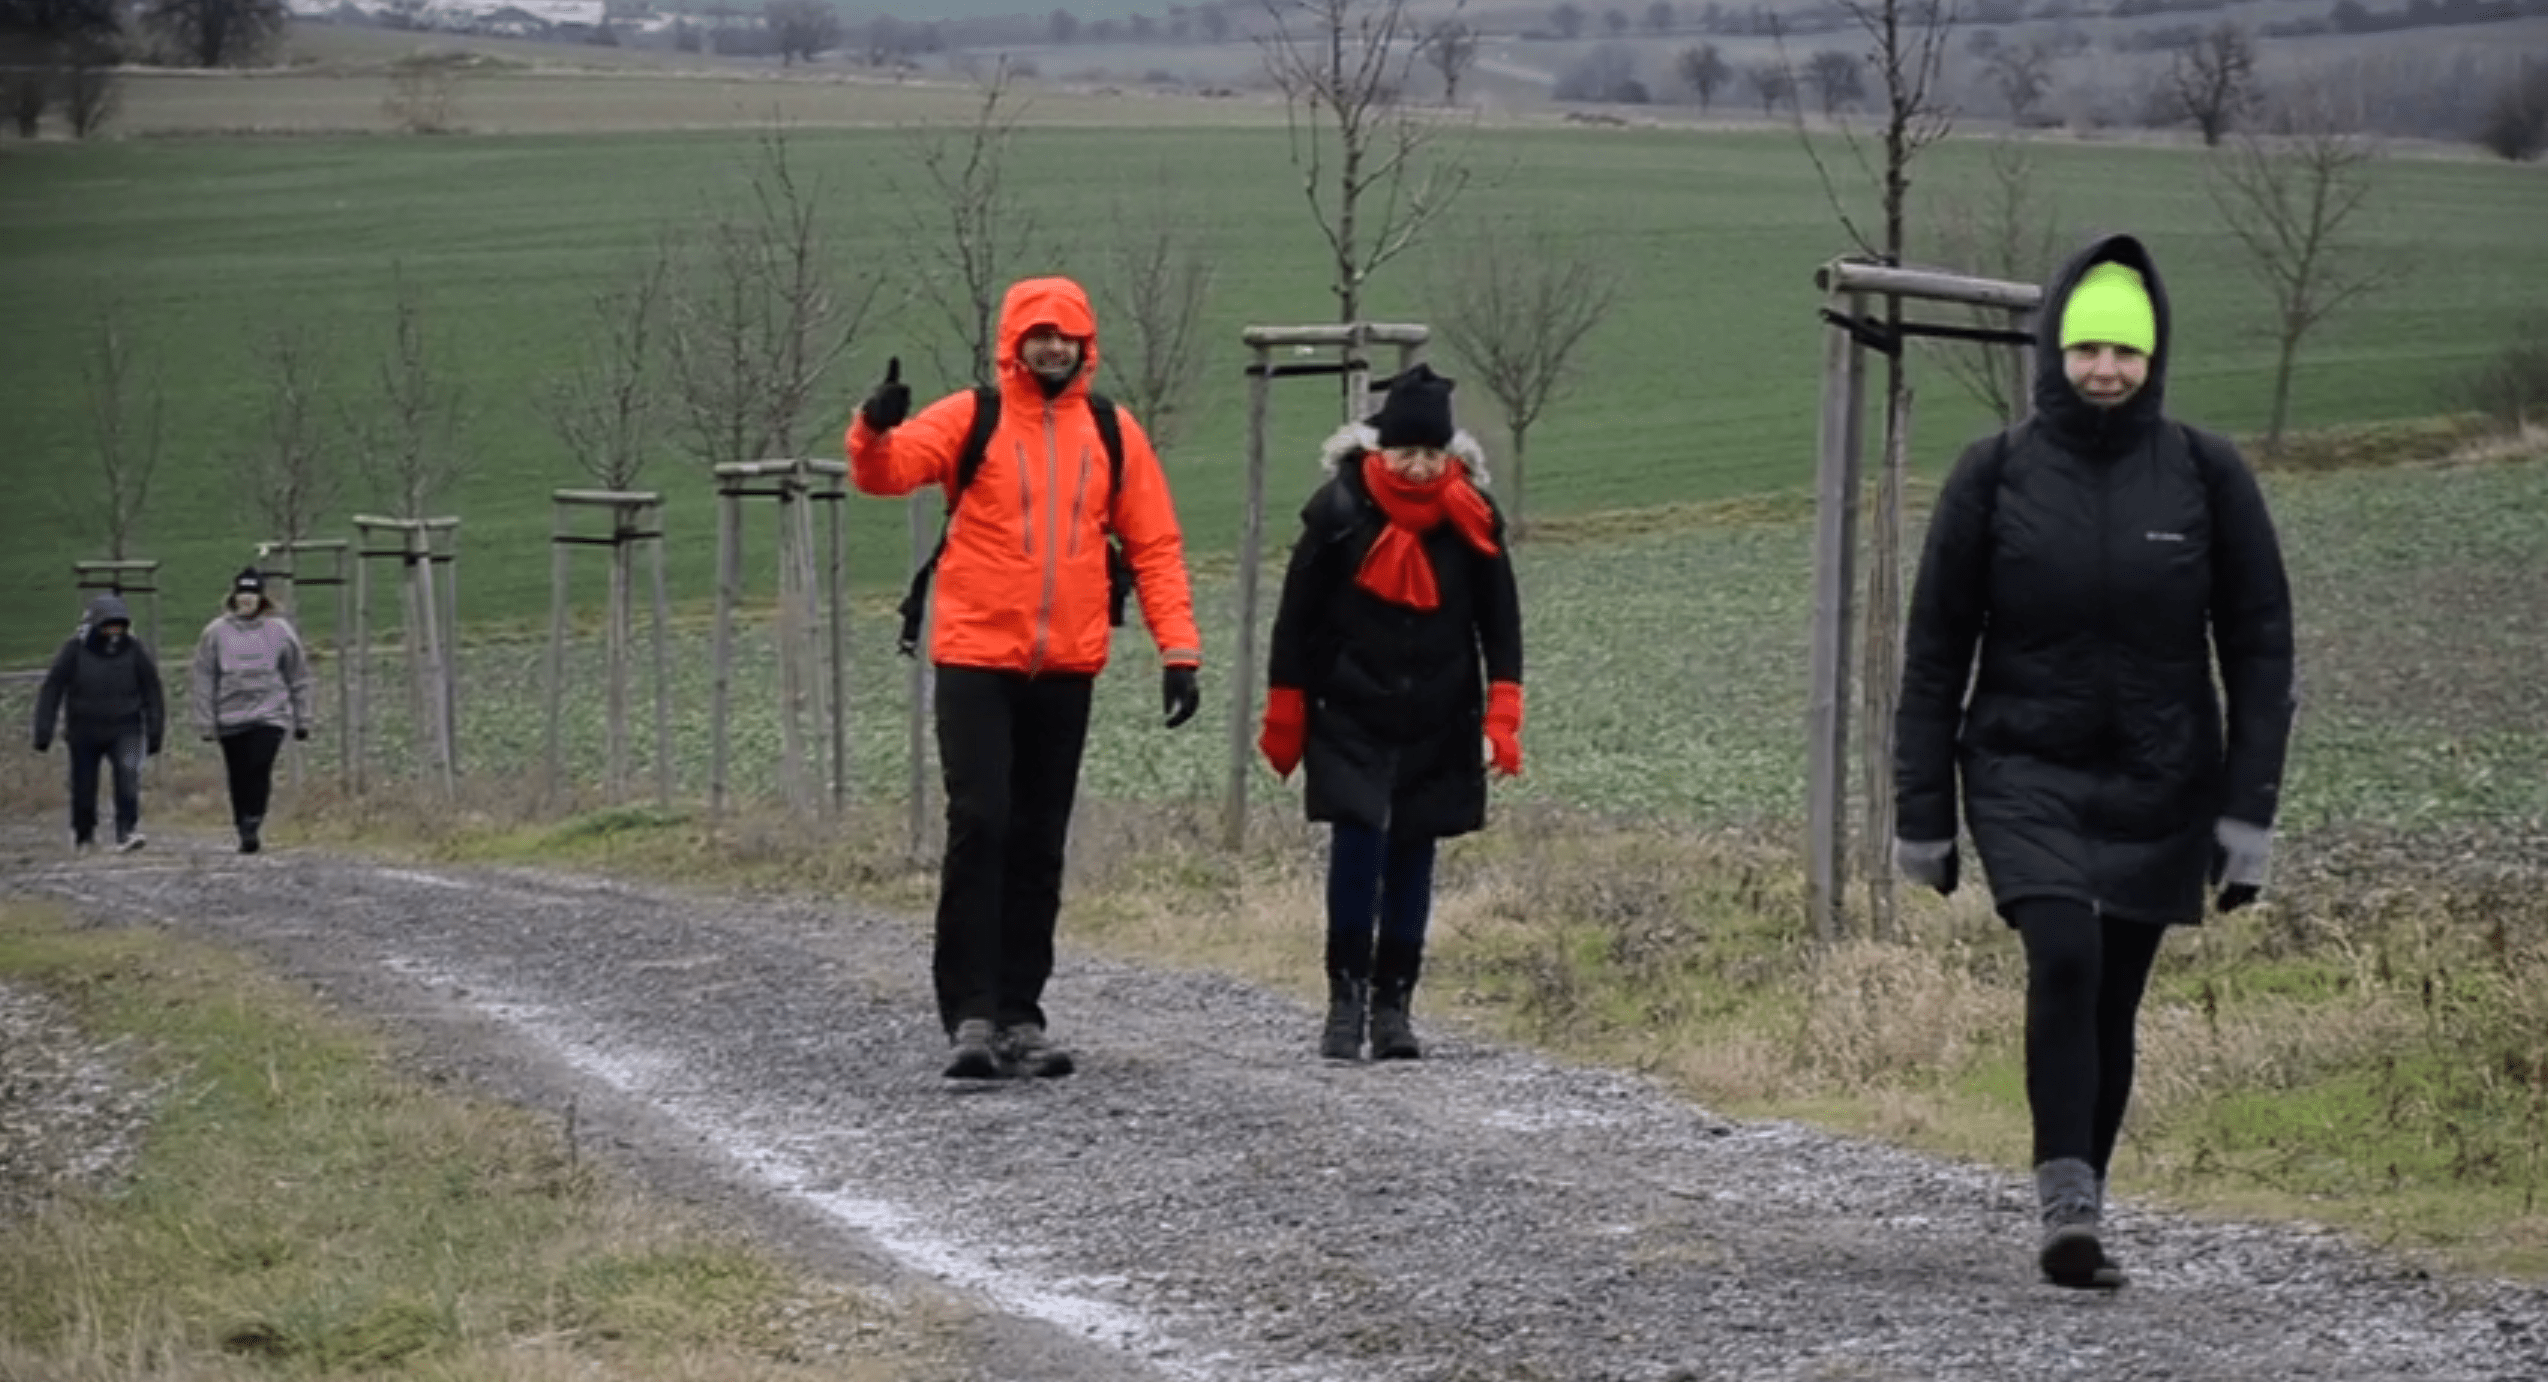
top-left (10, 826), bottom-right (2544, 1382)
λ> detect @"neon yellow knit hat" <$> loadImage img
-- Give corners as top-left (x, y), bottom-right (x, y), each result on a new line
top-left (2059, 262), bottom-right (2156, 354)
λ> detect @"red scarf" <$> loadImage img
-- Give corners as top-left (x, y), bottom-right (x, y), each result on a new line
top-left (1355, 453), bottom-right (1500, 610)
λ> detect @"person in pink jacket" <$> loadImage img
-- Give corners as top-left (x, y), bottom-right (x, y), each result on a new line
top-left (189, 569), bottom-right (313, 854)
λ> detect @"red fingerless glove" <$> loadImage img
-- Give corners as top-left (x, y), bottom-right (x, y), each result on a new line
top-left (1485, 680), bottom-right (1523, 778)
top-left (1258, 686), bottom-right (1306, 779)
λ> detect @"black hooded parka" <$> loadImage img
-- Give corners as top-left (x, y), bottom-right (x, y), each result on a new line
top-left (1893, 233), bottom-right (2298, 925)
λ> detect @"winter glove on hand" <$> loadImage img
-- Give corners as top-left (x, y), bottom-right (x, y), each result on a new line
top-left (146, 737), bottom-right (162, 757)
top-left (32, 738), bottom-right (48, 753)
top-left (1895, 837), bottom-right (1959, 897)
top-left (2211, 818), bottom-right (2272, 912)
top-left (1258, 686), bottom-right (1306, 779)
top-left (860, 355), bottom-right (910, 432)
top-left (293, 726), bottom-right (309, 742)
top-left (1161, 665), bottom-right (1200, 730)
top-left (1484, 681), bottom-right (1524, 777)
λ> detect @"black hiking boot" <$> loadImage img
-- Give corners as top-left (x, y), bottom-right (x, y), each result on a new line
top-left (994, 1022), bottom-right (1075, 1079)
top-left (1321, 973), bottom-right (1368, 1061)
top-left (238, 815), bottom-right (263, 855)
top-left (2037, 1158), bottom-right (2125, 1290)
top-left (943, 1018), bottom-right (1001, 1080)
top-left (1369, 980), bottom-right (1422, 1061)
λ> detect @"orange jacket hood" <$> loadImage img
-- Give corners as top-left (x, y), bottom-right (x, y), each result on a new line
top-left (998, 276), bottom-right (1100, 398)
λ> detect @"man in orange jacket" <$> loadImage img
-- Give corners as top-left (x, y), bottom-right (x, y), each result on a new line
top-left (849, 275), bottom-right (1203, 1080)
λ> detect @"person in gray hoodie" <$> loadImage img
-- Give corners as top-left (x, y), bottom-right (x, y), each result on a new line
top-left (33, 594), bottom-right (166, 851)
top-left (190, 568), bottom-right (313, 854)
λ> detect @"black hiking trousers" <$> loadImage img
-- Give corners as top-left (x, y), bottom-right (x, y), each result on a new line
top-left (932, 666), bottom-right (1094, 1037)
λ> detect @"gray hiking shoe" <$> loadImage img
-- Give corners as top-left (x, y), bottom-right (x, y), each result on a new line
top-left (2036, 1158), bottom-right (2125, 1290)
top-left (994, 1023), bottom-right (1075, 1079)
top-left (943, 1018), bottom-right (1001, 1080)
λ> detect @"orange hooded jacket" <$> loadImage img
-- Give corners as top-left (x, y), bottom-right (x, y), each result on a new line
top-left (847, 277), bottom-right (1202, 677)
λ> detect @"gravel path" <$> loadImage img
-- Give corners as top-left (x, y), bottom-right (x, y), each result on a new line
top-left (8, 825), bottom-right (2545, 1382)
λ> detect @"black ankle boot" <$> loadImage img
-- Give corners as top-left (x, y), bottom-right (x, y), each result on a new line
top-left (1369, 979), bottom-right (1421, 1060)
top-left (1321, 973), bottom-right (1368, 1060)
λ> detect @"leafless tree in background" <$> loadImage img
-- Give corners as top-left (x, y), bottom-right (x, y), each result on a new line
top-left (1426, 223), bottom-right (1617, 538)
top-left (72, 299), bottom-right (164, 562)
top-left (350, 271), bottom-right (467, 520)
top-left (1093, 171), bottom-right (1216, 454)
top-left (546, 243), bottom-right (673, 491)
top-left (2209, 80), bottom-right (2401, 454)
top-left (1677, 43), bottom-right (1728, 111)
top-left (668, 124), bottom-right (878, 468)
top-left (903, 59), bottom-right (1038, 388)
top-left (1926, 138), bottom-right (2063, 424)
top-left (1420, 18), bottom-right (1478, 105)
top-left (1985, 41), bottom-right (2051, 125)
top-left (2170, 23), bottom-right (2257, 148)
top-left (1258, 0), bottom-right (1472, 328)
top-left (240, 323), bottom-right (339, 552)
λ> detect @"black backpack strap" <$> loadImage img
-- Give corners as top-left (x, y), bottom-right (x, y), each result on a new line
top-left (897, 387), bottom-right (1003, 658)
top-left (1085, 392), bottom-right (1136, 628)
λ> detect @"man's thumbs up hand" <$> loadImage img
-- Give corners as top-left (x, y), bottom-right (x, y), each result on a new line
top-left (862, 355), bottom-right (910, 432)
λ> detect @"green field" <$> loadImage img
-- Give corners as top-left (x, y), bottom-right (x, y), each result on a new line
top-left (3, 76), bottom-right (2543, 665)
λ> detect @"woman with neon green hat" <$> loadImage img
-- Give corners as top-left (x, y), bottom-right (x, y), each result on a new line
top-left (1891, 233), bottom-right (2298, 1290)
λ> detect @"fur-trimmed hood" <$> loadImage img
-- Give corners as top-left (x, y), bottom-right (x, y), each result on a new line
top-left (1317, 423), bottom-right (1492, 485)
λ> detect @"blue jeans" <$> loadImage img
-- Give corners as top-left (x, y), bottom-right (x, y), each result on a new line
top-left (1325, 822), bottom-right (1438, 986)
top-left (67, 724), bottom-right (144, 843)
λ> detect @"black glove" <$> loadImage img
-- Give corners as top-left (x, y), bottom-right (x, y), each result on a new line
top-left (1162, 666), bottom-right (1200, 730)
top-left (32, 739), bottom-right (48, 754)
top-left (861, 355), bottom-right (910, 432)
top-left (146, 738), bottom-right (162, 757)
top-left (293, 727), bottom-right (309, 742)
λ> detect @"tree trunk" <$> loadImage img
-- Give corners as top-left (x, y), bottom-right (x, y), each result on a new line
top-left (1507, 423), bottom-right (1530, 539)
top-left (2265, 326), bottom-right (2302, 454)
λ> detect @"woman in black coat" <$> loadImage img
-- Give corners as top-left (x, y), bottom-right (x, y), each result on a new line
top-left (1259, 365), bottom-right (1526, 1063)
top-left (1893, 233), bottom-right (2297, 1289)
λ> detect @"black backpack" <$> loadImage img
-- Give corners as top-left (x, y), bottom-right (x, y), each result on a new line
top-left (897, 385), bottom-right (1134, 657)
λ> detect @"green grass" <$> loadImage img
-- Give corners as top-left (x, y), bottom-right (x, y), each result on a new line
top-left (0, 900), bottom-right (926, 1381)
top-left (4, 97), bottom-right (2543, 663)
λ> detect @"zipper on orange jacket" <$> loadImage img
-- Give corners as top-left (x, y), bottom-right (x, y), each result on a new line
top-left (1027, 399), bottom-right (1062, 675)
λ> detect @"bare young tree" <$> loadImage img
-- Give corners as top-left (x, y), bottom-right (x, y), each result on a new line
top-left (2169, 22), bottom-right (2256, 148)
top-left (61, 35), bottom-right (119, 139)
top-left (903, 59), bottom-right (1038, 387)
top-left (1093, 172), bottom-right (1216, 453)
top-left (240, 322), bottom-right (339, 552)
top-left (1805, 49), bottom-right (1865, 118)
top-left (668, 125), bottom-right (879, 468)
top-left (1420, 18), bottom-right (1478, 105)
top-left (547, 243), bottom-right (673, 491)
top-left (1985, 40), bottom-right (2051, 125)
top-left (350, 271), bottom-right (467, 521)
top-left (1779, 0), bottom-right (1956, 941)
top-left (1425, 223), bottom-right (1617, 537)
top-left (762, 0), bottom-right (838, 65)
top-left (2209, 83), bottom-right (2402, 454)
top-left (73, 299), bottom-right (164, 562)
top-left (1677, 43), bottom-right (1727, 111)
top-left (1258, 0), bottom-right (1472, 328)
top-left (1925, 138), bottom-right (2064, 423)
top-left (142, 0), bottom-right (283, 68)
top-left (1746, 61), bottom-right (1791, 115)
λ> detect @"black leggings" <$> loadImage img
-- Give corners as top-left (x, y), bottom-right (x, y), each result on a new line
top-left (218, 725), bottom-right (287, 827)
top-left (2011, 898), bottom-right (2168, 1174)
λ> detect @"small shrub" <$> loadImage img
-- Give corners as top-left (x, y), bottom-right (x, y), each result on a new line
top-left (2454, 307), bottom-right (2548, 433)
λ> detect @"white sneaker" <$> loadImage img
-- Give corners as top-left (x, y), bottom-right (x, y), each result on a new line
top-left (113, 832), bottom-right (146, 853)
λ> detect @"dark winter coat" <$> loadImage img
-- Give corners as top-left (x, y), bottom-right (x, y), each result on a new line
top-left (1267, 430), bottom-right (1524, 840)
top-left (34, 595), bottom-right (167, 752)
top-left (1893, 233), bottom-right (2298, 926)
